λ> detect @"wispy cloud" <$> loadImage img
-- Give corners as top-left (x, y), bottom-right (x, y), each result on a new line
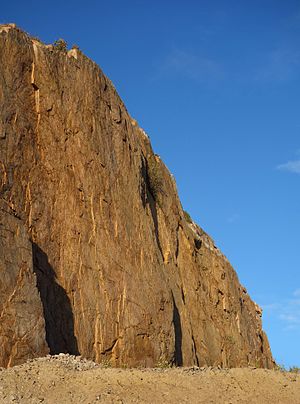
top-left (159, 48), bottom-right (223, 83)
top-left (227, 213), bottom-right (240, 224)
top-left (277, 150), bottom-right (300, 174)
top-left (261, 303), bottom-right (281, 311)
top-left (255, 48), bottom-right (300, 82)
top-left (277, 160), bottom-right (300, 174)
top-left (263, 289), bottom-right (300, 331)
top-left (279, 313), bottom-right (300, 324)
top-left (288, 8), bottom-right (300, 26)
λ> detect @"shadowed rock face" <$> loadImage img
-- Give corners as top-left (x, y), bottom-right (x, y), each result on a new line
top-left (0, 201), bottom-right (49, 367)
top-left (0, 24), bottom-right (275, 368)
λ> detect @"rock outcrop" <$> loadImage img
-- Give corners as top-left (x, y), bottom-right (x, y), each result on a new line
top-left (0, 25), bottom-right (274, 368)
top-left (0, 200), bottom-right (48, 367)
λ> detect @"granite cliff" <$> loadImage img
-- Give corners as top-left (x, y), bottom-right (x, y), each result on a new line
top-left (0, 25), bottom-right (274, 368)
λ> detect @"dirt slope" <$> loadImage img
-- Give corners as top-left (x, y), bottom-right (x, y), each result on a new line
top-left (0, 355), bottom-right (299, 403)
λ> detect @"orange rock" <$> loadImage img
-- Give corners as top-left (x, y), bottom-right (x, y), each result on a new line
top-left (0, 25), bottom-right (274, 368)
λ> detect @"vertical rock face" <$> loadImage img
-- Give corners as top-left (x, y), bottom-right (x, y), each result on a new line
top-left (0, 201), bottom-right (49, 367)
top-left (0, 25), bottom-right (274, 368)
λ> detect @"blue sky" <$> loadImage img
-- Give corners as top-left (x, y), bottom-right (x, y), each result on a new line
top-left (2, 0), bottom-right (300, 367)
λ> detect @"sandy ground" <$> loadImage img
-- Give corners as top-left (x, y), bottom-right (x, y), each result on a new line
top-left (0, 355), bottom-right (299, 403)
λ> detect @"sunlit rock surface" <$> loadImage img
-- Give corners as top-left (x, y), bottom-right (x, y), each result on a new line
top-left (0, 25), bottom-right (274, 368)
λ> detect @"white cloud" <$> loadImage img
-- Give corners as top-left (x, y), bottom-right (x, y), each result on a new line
top-left (159, 48), bottom-right (223, 83)
top-left (277, 160), bottom-right (300, 174)
top-left (261, 303), bottom-right (281, 311)
top-left (227, 213), bottom-right (240, 224)
top-left (255, 48), bottom-right (300, 82)
top-left (279, 313), bottom-right (300, 324)
top-left (262, 290), bottom-right (300, 331)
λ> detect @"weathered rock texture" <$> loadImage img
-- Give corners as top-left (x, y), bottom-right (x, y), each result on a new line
top-left (0, 24), bottom-right (274, 368)
top-left (0, 200), bottom-right (48, 367)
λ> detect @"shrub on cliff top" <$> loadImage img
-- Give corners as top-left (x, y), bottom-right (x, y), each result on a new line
top-left (53, 38), bottom-right (67, 52)
top-left (289, 366), bottom-right (300, 373)
top-left (147, 155), bottom-right (164, 201)
top-left (183, 210), bottom-right (193, 224)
